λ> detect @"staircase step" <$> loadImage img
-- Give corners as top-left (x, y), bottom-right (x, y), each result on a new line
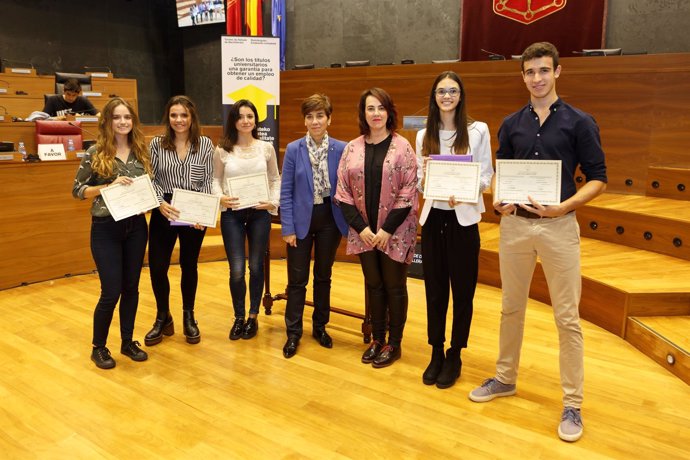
top-left (478, 222), bottom-right (690, 336)
top-left (626, 316), bottom-right (690, 385)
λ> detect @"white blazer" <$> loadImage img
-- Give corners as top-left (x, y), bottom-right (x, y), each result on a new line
top-left (416, 122), bottom-right (494, 226)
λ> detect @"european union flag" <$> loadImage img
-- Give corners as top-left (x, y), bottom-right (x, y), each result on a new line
top-left (271, 0), bottom-right (286, 70)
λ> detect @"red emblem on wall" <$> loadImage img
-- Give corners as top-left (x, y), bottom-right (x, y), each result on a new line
top-left (493, 0), bottom-right (567, 25)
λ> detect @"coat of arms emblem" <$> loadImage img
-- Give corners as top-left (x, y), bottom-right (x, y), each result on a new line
top-left (493, 0), bottom-right (567, 24)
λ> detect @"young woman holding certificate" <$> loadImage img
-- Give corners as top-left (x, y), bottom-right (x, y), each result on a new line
top-left (146, 95), bottom-right (214, 346)
top-left (212, 99), bottom-right (280, 341)
top-left (335, 88), bottom-right (418, 368)
top-left (416, 71), bottom-right (493, 388)
top-left (72, 97), bottom-right (152, 369)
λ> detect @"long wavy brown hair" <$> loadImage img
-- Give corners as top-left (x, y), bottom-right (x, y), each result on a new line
top-left (160, 95), bottom-right (202, 154)
top-left (421, 71), bottom-right (472, 157)
top-left (91, 97), bottom-right (151, 177)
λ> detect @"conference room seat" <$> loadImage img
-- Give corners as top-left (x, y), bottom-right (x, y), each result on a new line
top-left (35, 120), bottom-right (83, 151)
top-left (55, 72), bottom-right (92, 94)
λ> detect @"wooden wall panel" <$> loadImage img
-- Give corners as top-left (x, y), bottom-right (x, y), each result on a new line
top-left (280, 54), bottom-right (690, 196)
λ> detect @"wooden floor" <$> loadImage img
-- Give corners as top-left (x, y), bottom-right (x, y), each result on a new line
top-left (1, 260), bottom-right (690, 459)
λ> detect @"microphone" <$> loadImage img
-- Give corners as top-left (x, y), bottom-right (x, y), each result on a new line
top-left (68, 121), bottom-right (100, 139)
top-left (1, 58), bottom-right (35, 69)
top-left (480, 49), bottom-right (506, 60)
top-left (83, 65), bottom-right (113, 77)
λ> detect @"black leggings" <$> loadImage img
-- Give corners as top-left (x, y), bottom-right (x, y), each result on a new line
top-left (359, 250), bottom-right (409, 346)
top-left (148, 208), bottom-right (206, 314)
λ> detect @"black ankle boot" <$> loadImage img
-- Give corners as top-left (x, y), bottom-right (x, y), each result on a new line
top-left (422, 347), bottom-right (445, 385)
top-left (144, 311), bottom-right (174, 346)
top-left (183, 310), bottom-right (201, 344)
top-left (436, 347), bottom-right (462, 389)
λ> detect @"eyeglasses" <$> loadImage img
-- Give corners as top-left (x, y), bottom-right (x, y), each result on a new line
top-left (435, 88), bottom-right (460, 98)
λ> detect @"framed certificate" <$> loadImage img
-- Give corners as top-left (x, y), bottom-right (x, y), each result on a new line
top-left (171, 189), bottom-right (221, 228)
top-left (495, 159), bottom-right (562, 205)
top-left (423, 160), bottom-right (481, 203)
top-left (226, 172), bottom-right (270, 210)
top-left (100, 174), bottom-right (160, 221)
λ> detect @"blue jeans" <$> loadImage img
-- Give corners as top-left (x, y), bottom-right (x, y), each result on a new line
top-left (90, 214), bottom-right (148, 347)
top-left (221, 208), bottom-right (271, 317)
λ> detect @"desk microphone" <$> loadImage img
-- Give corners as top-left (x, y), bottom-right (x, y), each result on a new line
top-left (83, 65), bottom-right (112, 73)
top-left (67, 121), bottom-right (99, 140)
top-left (480, 48), bottom-right (506, 60)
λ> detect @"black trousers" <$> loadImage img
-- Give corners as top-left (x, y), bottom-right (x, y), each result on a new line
top-left (421, 208), bottom-right (480, 349)
top-left (90, 214), bottom-right (148, 347)
top-left (284, 200), bottom-right (342, 338)
top-left (359, 250), bottom-right (408, 346)
top-left (148, 207), bottom-right (206, 314)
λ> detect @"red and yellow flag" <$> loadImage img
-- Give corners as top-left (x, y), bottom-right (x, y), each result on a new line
top-left (245, 0), bottom-right (263, 36)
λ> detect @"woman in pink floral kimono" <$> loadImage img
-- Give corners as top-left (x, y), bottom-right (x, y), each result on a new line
top-left (335, 87), bottom-right (418, 368)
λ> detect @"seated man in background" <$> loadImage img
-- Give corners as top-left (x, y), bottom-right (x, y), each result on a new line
top-left (42, 78), bottom-right (99, 118)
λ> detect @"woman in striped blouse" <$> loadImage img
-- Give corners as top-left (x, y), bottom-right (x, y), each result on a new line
top-left (145, 95), bottom-right (214, 346)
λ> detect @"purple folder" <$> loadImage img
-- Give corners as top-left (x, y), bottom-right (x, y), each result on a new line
top-left (430, 154), bottom-right (473, 162)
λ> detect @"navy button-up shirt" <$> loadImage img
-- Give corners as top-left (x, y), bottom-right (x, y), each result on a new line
top-left (497, 98), bottom-right (607, 202)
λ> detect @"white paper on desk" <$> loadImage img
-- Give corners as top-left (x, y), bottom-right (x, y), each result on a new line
top-left (100, 175), bottom-right (159, 221)
top-left (226, 172), bottom-right (270, 210)
top-left (495, 159), bottom-right (562, 205)
top-left (171, 189), bottom-right (220, 228)
top-left (423, 160), bottom-right (481, 203)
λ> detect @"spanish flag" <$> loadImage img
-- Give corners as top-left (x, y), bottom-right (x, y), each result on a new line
top-left (245, 0), bottom-right (263, 36)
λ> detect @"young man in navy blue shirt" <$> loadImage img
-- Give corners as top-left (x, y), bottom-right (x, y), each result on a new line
top-left (469, 42), bottom-right (607, 443)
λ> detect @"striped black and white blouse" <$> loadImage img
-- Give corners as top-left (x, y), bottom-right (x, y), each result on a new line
top-left (150, 135), bottom-right (214, 202)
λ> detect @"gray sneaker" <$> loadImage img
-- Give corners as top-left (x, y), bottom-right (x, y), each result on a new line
top-left (558, 407), bottom-right (583, 442)
top-left (469, 377), bottom-right (516, 402)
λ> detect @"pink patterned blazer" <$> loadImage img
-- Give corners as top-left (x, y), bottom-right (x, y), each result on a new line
top-left (335, 133), bottom-right (418, 264)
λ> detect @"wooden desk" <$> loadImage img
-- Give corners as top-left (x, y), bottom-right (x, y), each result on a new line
top-left (0, 72), bottom-right (138, 119)
top-left (0, 160), bottom-right (93, 290)
top-left (0, 125), bottom-right (224, 290)
top-left (0, 121), bottom-right (99, 155)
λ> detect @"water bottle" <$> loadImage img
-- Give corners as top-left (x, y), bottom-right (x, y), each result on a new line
top-left (67, 138), bottom-right (75, 152)
top-left (18, 141), bottom-right (27, 161)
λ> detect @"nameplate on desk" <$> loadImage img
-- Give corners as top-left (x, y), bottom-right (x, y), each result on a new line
top-left (0, 88), bottom-right (6, 94)
top-left (403, 116), bottom-right (427, 130)
top-left (0, 115), bottom-right (4, 122)
top-left (90, 73), bottom-right (110, 78)
top-left (0, 154), bottom-right (14, 161)
top-left (76, 116), bottom-right (98, 123)
top-left (9, 68), bottom-right (31, 74)
top-left (38, 144), bottom-right (67, 161)
top-left (82, 91), bottom-right (102, 97)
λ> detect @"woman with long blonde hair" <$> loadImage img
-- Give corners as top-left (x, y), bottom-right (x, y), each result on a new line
top-left (72, 97), bottom-right (152, 369)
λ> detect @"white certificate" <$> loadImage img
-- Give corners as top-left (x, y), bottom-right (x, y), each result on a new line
top-left (171, 189), bottom-right (220, 228)
top-left (100, 175), bottom-right (159, 221)
top-left (226, 172), bottom-right (270, 210)
top-left (423, 160), bottom-right (481, 203)
top-left (495, 159), bottom-right (562, 205)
